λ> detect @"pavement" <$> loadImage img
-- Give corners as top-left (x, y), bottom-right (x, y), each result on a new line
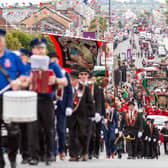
top-left (3, 145), bottom-right (168, 168)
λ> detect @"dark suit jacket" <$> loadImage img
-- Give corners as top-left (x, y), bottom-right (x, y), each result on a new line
top-left (67, 84), bottom-right (94, 129)
top-left (92, 84), bottom-right (101, 114)
top-left (100, 87), bottom-right (106, 118)
top-left (120, 111), bottom-right (143, 137)
top-left (161, 127), bottom-right (168, 142)
top-left (56, 72), bottom-right (73, 115)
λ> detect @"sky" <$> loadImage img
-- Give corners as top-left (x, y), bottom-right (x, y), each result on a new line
top-left (0, 0), bottom-right (165, 5)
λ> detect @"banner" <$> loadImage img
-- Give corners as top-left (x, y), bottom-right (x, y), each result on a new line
top-left (83, 32), bottom-right (96, 39)
top-left (49, 34), bottom-right (101, 70)
top-left (127, 48), bottom-right (131, 63)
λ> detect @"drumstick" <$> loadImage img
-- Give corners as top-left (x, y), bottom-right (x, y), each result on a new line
top-left (0, 84), bottom-right (11, 94)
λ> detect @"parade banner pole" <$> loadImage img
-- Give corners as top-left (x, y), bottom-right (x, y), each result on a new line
top-left (105, 41), bottom-right (108, 99)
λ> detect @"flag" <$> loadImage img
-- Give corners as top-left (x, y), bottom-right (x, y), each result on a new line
top-left (40, 2), bottom-right (43, 7)
top-left (29, 2), bottom-right (33, 8)
top-left (1, 3), bottom-right (4, 8)
top-left (83, 0), bottom-right (94, 4)
top-left (15, 3), bottom-right (19, 7)
top-left (123, 90), bottom-right (128, 100)
top-left (142, 79), bottom-right (149, 96)
top-left (136, 68), bottom-right (145, 74)
top-left (83, 0), bottom-right (88, 4)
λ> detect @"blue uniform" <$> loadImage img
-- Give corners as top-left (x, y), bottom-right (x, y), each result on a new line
top-left (0, 49), bottom-right (26, 95)
top-left (53, 71), bottom-right (73, 156)
top-left (0, 48), bottom-right (26, 166)
top-left (24, 62), bottom-right (31, 76)
top-left (103, 108), bottom-right (118, 156)
top-left (28, 61), bottom-right (65, 160)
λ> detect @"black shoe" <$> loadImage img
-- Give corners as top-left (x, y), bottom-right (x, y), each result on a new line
top-left (21, 158), bottom-right (29, 164)
top-left (88, 155), bottom-right (92, 160)
top-left (45, 158), bottom-right (52, 166)
top-left (29, 158), bottom-right (39, 166)
top-left (118, 154), bottom-right (122, 159)
top-left (40, 156), bottom-right (45, 162)
top-left (10, 161), bottom-right (16, 168)
top-left (137, 155), bottom-right (142, 159)
top-left (94, 154), bottom-right (99, 159)
top-left (127, 156), bottom-right (133, 160)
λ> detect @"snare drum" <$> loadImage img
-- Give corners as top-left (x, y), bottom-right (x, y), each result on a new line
top-left (3, 91), bottom-right (37, 123)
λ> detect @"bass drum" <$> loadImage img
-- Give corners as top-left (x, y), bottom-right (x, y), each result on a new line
top-left (3, 91), bottom-right (37, 123)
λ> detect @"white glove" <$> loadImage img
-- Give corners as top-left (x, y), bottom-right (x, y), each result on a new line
top-left (95, 113), bottom-right (102, 123)
top-left (148, 137), bottom-right (151, 142)
top-left (158, 140), bottom-right (161, 144)
top-left (66, 108), bottom-right (73, 116)
top-left (104, 119), bottom-right (108, 125)
top-left (145, 136), bottom-right (148, 141)
top-left (138, 132), bottom-right (143, 138)
top-left (115, 128), bottom-right (119, 134)
top-left (153, 138), bottom-right (156, 142)
top-left (91, 117), bottom-right (95, 121)
top-left (119, 131), bottom-right (122, 137)
top-left (66, 128), bottom-right (69, 133)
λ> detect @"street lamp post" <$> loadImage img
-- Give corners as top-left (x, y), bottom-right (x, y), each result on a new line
top-left (109, 0), bottom-right (112, 27)
top-left (95, 0), bottom-right (100, 39)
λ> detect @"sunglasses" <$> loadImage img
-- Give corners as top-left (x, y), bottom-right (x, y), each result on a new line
top-left (79, 72), bottom-right (88, 76)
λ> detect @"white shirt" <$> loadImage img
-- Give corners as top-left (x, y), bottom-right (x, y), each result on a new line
top-left (73, 84), bottom-right (79, 94)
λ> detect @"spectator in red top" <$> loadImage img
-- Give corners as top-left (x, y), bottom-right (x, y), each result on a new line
top-left (155, 107), bottom-right (162, 115)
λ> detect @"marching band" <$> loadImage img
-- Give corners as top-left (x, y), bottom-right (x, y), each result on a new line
top-left (0, 28), bottom-right (168, 168)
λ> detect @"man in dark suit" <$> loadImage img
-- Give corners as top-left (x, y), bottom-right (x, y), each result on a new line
top-left (143, 118), bottom-right (151, 158)
top-left (88, 73), bottom-right (104, 159)
top-left (48, 52), bottom-right (73, 161)
top-left (68, 69), bottom-right (94, 161)
top-left (120, 101), bottom-right (143, 159)
top-left (161, 121), bottom-right (168, 155)
top-left (147, 119), bottom-right (160, 159)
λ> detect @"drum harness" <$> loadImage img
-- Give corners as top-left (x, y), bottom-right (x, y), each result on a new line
top-left (0, 63), bottom-right (12, 94)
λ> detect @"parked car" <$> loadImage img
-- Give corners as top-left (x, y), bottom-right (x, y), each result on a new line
top-left (158, 46), bottom-right (167, 57)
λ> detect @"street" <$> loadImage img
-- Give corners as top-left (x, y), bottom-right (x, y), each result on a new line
top-left (3, 146), bottom-right (167, 168)
top-left (114, 34), bottom-right (163, 69)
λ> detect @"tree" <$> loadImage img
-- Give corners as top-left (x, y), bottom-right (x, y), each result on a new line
top-left (45, 35), bottom-right (57, 53)
top-left (6, 32), bottom-right (22, 50)
top-left (11, 30), bottom-right (35, 50)
top-left (88, 16), bottom-right (107, 32)
top-left (5, 30), bottom-right (57, 54)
